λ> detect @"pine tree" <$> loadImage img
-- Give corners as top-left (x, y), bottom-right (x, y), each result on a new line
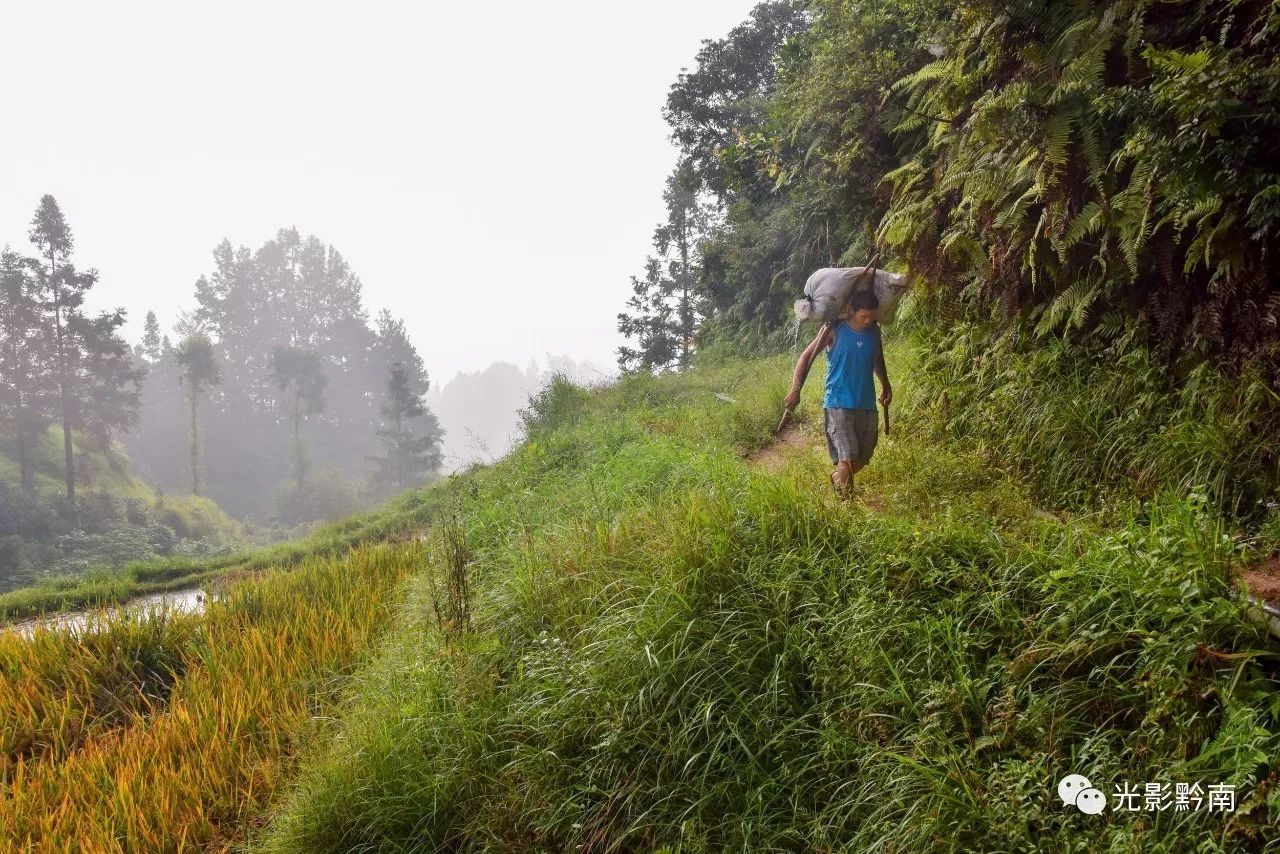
top-left (617, 256), bottom-right (679, 372)
top-left (28, 195), bottom-right (82, 502)
top-left (26, 196), bottom-right (142, 503)
top-left (617, 159), bottom-right (713, 372)
top-left (374, 310), bottom-right (428, 395)
top-left (140, 310), bottom-right (163, 362)
top-left (0, 249), bottom-right (54, 489)
top-left (653, 159), bottom-right (713, 369)
top-left (77, 309), bottom-right (145, 462)
top-left (175, 333), bottom-right (221, 495)
top-left (368, 362), bottom-right (444, 496)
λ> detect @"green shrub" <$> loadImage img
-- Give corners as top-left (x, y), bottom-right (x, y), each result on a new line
top-left (124, 497), bottom-right (153, 527)
top-left (0, 481), bottom-right (58, 539)
top-left (270, 470), bottom-right (364, 527)
top-left (155, 494), bottom-right (240, 541)
top-left (518, 373), bottom-right (591, 439)
top-left (50, 528), bottom-right (157, 574)
top-left (76, 492), bottom-right (127, 534)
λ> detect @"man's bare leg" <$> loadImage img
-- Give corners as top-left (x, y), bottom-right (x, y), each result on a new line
top-left (830, 460), bottom-right (853, 499)
top-left (830, 459), bottom-right (866, 500)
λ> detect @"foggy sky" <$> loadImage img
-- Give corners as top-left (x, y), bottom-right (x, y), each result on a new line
top-left (0, 0), bottom-right (758, 385)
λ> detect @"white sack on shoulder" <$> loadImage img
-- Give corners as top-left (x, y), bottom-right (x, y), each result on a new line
top-left (794, 266), bottom-right (909, 325)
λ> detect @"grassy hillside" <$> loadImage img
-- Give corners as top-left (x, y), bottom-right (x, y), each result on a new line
top-left (0, 425), bottom-right (243, 595)
top-left (252, 343), bottom-right (1279, 852)
top-left (0, 426), bottom-right (150, 503)
top-left (3, 338), bottom-right (1278, 851)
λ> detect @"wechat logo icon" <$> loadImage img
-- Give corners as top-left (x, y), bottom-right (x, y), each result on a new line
top-left (1059, 773), bottom-right (1106, 815)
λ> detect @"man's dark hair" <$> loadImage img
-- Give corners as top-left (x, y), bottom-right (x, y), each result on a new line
top-left (849, 290), bottom-right (880, 311)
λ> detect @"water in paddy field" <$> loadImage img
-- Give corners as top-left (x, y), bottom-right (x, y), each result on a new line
top-left (3, 587), bottom-right (212, 641)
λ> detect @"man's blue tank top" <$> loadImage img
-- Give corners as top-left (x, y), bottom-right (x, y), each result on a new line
top-left (823, 322), bottom-right (879, 410)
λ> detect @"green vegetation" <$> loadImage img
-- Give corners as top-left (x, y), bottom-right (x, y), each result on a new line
top-left (4, 196), bottom-right (142, 505)
top-left (4, 1), bottom-right (1278, 850)
top-left (2, 197), bottom-right (450, 590)
top-left (174, 331), bottom-right (221, 497)
top-left (130, 232), bottom-right (445, 522)
top-left (906, 312), bottom-right (1280, 518)
top-left (249, 343), bottom-right (1277, 852)
top-left (368, 361), bottom-right (445, 499)
top-left (642, 0), bottom-right (1280, 368)
top-left (3, 339), bottom-right (1277, 850)
top-left (0, 424), bottom-right (242, 596)
top-left (619, 0), bottom-right (1279, 516)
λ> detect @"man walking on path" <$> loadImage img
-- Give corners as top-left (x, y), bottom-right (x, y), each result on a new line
top-left (783, 290), bottom-right (891, 499)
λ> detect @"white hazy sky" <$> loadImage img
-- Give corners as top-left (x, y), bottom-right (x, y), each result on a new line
top-left (0, 1), bottom-right (757, 383)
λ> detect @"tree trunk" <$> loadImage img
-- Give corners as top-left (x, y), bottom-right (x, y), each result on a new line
top-left (51, 249), bottom-right (76, 506)
top-left (293, 393), bottom-right (305, 490)
top-left (189, 386), bottom-right (201, 496)
top-left (61, 398), bottom-right (75, 503)
top-left (394, 412), bottom-right (404, 492)
top-left (16, 427), bottom-right (31, 491)
top-left (678, 220), bottom-right (691, 369)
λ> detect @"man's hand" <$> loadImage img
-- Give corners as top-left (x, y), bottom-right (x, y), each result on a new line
top-left (784, 389), bottom-right (800, 410)
top-left (872, 327), bottom-right (891, 408)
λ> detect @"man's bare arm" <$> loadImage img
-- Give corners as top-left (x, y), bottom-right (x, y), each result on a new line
top-left (874, 326), bottom-right (892, 405)
top-left (784, 323), bottom-right (833, 409)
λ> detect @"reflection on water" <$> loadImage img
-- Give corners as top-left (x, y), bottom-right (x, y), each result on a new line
top-left (3, 587), bottom-right (211, 640)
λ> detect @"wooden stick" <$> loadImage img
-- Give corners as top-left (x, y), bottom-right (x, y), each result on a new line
top-left (775, 404), bottom-right (795, 435)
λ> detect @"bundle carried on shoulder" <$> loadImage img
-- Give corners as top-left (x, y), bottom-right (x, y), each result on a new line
top-left (794, 266), bottom-right (909, 325)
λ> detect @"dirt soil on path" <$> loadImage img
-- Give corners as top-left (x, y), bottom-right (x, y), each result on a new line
top-left (746, 424), bottom-right (814, 474)
top-left (1241, 557), bottom-right (1280, 607)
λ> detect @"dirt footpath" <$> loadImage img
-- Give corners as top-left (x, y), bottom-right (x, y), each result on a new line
top-left (745, 424), bottom-right (813, 474)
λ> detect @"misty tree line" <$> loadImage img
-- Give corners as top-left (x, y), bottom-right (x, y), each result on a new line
top-left (129, 227), bottom-right (444, 521)
top-left (0, 195), bottom-right (445, 524)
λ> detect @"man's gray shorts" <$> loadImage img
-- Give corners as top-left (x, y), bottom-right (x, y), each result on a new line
top-left (824, 407), bottom-right (879, 466)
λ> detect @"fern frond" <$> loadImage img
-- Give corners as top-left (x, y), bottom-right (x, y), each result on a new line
top-left (891, 59), bottom-right (952, 94)
top-left (882, 159), bottom-right (925, 190)
top-left (1057, 201), bottom-right (1108, 263)
top-left (1077, 117), bottom-right (1105, 186)
top-left (995, 184), bottom-right (1042, 230)
top-left (1041, 112), bottom-right (1075, 170)
top-left (1036, 276), bottom-right (1099, 335)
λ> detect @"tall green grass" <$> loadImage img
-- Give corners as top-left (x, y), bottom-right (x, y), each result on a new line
top-left (902, 318), bottom-right (1280, 520)
top-left (257, 350), bottom-right (1280, 852)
